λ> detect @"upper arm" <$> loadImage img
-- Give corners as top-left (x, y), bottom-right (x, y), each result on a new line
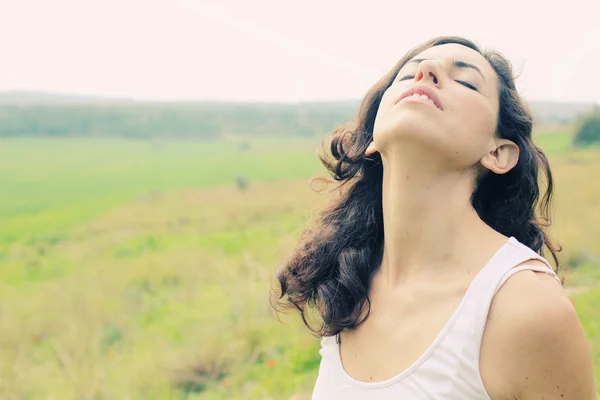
top-left (481, 263), bottom-right (597, 399)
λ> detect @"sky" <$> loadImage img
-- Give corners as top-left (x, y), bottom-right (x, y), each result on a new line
top-left (0, 0), bottom-right (599, 103)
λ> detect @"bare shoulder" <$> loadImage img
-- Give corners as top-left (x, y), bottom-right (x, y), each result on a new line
top-left (480, 260), bottom-right (597, 400)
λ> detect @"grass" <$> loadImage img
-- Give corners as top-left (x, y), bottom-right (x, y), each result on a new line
top-left (533, 125), bottom-right (576, 155)
top-left (0, 127), bottom-right (599, 399)
top-left (569, 282), bottom-right (600, 393)
top-left (0, 136), bottom-right (322, 243)
top-left (0, 180), bottom-right (327, 399)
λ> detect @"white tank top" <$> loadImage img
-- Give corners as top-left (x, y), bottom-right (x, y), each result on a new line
top-left (311, 236), bottom-right (561, 399)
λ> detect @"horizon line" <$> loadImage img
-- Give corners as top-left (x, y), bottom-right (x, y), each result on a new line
top-left (0, 89), bottom-right (598, 106)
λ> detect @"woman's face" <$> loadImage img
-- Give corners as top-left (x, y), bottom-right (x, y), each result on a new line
top-left (371, 43), bottom-right (501, 170)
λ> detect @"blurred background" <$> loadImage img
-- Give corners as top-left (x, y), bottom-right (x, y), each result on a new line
top-left (0, 0), bottom-right (599, 398)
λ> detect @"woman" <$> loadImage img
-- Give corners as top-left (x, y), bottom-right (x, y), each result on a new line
top-left (272, 36), bottom-right (597, 399)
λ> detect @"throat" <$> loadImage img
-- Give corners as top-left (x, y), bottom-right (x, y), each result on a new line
top-left (376, 160), bottom-right (483, 283)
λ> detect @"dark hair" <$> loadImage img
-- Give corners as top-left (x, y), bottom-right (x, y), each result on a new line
top-left (271, 36), bottom-right (561, 338)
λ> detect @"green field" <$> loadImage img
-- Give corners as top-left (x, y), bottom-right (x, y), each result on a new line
top-left (0, 137), bottom-right (322, 242)
top-left (0, 128), bottom-right (598, 399)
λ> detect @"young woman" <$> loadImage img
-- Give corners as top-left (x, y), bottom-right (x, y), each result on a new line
top-left (272, 36), bottom-right (597, 399)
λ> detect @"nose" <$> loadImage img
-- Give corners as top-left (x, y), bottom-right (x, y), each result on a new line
top-left (415, 60), bottom-right (442, 87)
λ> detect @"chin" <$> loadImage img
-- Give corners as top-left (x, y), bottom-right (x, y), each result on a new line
top-left (372, 111), bottom-right (452, 159)
top-left (385, 109), bottom-right (441, 138)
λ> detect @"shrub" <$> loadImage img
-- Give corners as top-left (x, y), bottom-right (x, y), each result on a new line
top-left (574, 109), bottom-right (600, 147)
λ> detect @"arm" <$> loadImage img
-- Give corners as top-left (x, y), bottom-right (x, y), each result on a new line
top-left (481, 265), bottom-right (597, 399)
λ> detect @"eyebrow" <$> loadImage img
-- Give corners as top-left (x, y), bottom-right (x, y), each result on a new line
top-left (406, 58), bottom-right (486, 81)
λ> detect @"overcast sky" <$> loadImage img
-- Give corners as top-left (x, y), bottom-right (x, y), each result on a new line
top-left (0, 0), bottom-right (598, 103)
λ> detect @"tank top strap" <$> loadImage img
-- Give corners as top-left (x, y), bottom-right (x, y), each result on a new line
top-left (496, 263), bottom-right (561, 292)
top-left (452, 236), bottom-right (560, 365)
top-left (494, 237), bottom-right (561, 292)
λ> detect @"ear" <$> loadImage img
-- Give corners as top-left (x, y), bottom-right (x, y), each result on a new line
top-left (365, 141), bottom-right (378, 156)
top-left (480, 138), bottom-right (520, 174)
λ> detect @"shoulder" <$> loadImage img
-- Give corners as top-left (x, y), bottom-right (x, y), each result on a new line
top-left (480, 260), bottom-right (597, 399)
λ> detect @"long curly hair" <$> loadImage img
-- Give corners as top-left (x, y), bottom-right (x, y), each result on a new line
top-left (271, 36), bottom-right (561, 338)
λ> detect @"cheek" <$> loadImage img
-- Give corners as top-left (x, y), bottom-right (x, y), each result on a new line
top-left (447, 96), bottom-right (498, 163)
top-left (456, 96), bottom-right (497, 138)
top-left (372, 88), bottom-right (398, 135)
top-left (377, 86), bottom-right (399, 115)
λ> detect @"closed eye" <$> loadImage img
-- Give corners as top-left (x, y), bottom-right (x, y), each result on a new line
top-left (398, 75), bottom-right (478, 92)
top-left (456, 80), bottom-right (478, 91)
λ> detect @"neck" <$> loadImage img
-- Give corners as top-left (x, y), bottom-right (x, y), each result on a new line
top-left (375, 147), bottom-right (501, 287)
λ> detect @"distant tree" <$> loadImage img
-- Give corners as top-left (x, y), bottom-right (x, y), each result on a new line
top-left (238, 141), bottom-right (251, 151)
top-left (573, 110), bottom-right (600, 148)
top-left (235, 176), bottom-right (249, 191)
top-left (0, 102), bottom-right (356, 139)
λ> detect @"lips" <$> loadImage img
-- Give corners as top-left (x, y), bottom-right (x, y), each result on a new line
top-left (395, 85), bottom-right (443, 110)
